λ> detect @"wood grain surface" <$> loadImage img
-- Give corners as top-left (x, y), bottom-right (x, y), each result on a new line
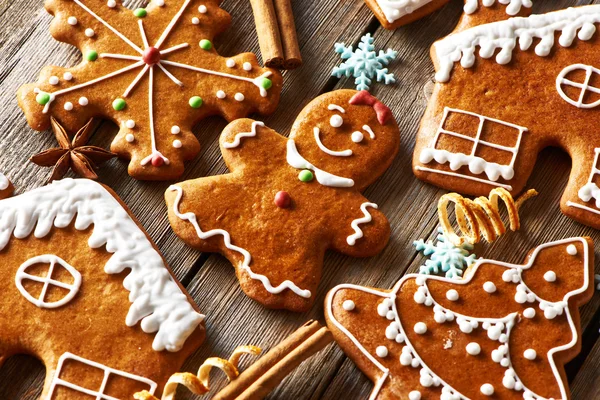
top-left (0, 0), bottom-right (599, 399)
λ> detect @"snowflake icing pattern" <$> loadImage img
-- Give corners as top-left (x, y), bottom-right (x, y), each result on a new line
top-left (414, 228), bottom-right (477, 279)
top-left (18, 0), bottom-right (281, 180)
top-left (332, 33), bottom-right (397, 91)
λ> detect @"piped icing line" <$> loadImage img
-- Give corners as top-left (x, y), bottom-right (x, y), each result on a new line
top-left (434, 6), bottom-right (600, 83)
top-left (327, 238), bottom-right (590, 400)
top-left (314, 128), bottom-right (353, 157)
top-left (363, 125), bottom-right (376, 139)
top-left (169, 185), bottom-right (312, 299)
top-left (567, 201), bottom-right (600, 216)
top-left (0, 173), bottom-right (8, 190)
top-left (0, 179), bottom-right (204, 352)
top-left (286, 140), bottom-right (355, 188)
top-left (420, 149), bottom-right (514, 181)
top-left (347, 203), bottom-right (378, 246)
top-left (463, 0), bottom-right (532, 16)
top-left (415, 166), bottom-right (513, 190)
top-left (375, 0), bottom-right (433, 23)
top-left (328, 104), bottom-right (346, 113)
top-left (223, 121), bottom-right (265, 149)
top-left (556, 64), bottom-right (600, 109)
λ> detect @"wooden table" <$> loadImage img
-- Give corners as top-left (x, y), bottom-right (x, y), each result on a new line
top-left (1, 0), bottom-right (599, 398)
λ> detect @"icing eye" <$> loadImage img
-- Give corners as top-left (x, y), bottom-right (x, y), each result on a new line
top-left (351, 131), bottom-right (364, 143)
top-left (330, 114), bottom-right (343, 128)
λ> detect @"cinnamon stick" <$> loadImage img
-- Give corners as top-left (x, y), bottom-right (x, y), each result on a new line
top-left (273, 0), bottom-right (302, 69)
top-left (213, 320), bottom-right (333, 400)
top-left (249, 0), bottom-right (284, 68)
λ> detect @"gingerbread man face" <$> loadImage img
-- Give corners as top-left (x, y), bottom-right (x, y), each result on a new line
top-left (165, 89), bottom-right (400, 312)
top-left (326, 238), bottom-right (594, 400)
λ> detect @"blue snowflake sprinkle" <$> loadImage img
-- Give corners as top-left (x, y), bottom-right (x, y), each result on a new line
top-left (413, 228), bottom-right (477, 280)
top-left (332, 33), bottom-right (397, 91)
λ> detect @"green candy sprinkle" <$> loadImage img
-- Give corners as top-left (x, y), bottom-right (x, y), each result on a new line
top-left (134, 8), bottom-right (147, 17)
top-left (189, 96), bottom-right (203, 108)
top-left (112, 98), bottom-right (126, 111)
top-left (298, 170), bottom-right (314, 182)
top-left (199, 39), bottom-right (212, 50)
top-left (36, 92), bottom-right (50, 105)
top-left (86, 50), bottom-right (98, 61)
top-left (259, 77), bottom-right (272, 90)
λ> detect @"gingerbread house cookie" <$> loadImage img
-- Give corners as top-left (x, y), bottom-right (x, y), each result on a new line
top-left (0, 179), bottom-right (205, 398)
top-left (165, 89), bottom-right (400, 312)
top-left (413, 5), bottom-right (600, 230)
top-left (18, 0), bottom-right (282, 181)
top-left (326, 237), bottom-right (594, 399)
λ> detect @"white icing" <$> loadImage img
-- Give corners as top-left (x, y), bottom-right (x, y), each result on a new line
top-left (420, 149), bottom-right (514, 182)
top-left (572, 148), bottom-right (600, 214)
top-left (375, 0), bottom-right (432, 23)
top-left (226, 59), bottom-right (236, 68)
top-left (171, 126), bottom-right (181, 134)
top-left (446, 289), bottom-right (459, 301)
top-left (0, 173), bottom-right (8, 191)
top-left (243, 62), bottom-right (252, 71)
top-left (524, 349), bottom-right (537, 360)
top-left (408, 391), bottom-right (421, 400)
top-left (47, 352), bottom-right (157, 398)
top-left (464, 0), bottom-right (532, 16)
top-left (0, 179), bottom-right (204, 351)
top-left (107, 0), bottom-right (116, 8)
top-left (466, 342), bottom-right (481, 356)
top-left (578, 182), bottom-right (600, 208)
top-left (414, 322), bottom-right (427, 334)
top-left (556, 64), bottom-right (600, 109)
top-left (347, 203), bottom-right (378, 246)
top-left (544, 271), bottom-right (557, 283)
top-left (567, 244), bottom-right (578, 255)
top-left (328, 104), bottom-right (346, 113)
top-left (376, 346), bottom-right (389, 358)
top-left (363, 125), bottom-right (376, 139)
top-left (49, 76), bottom-right (59, 85)
top-left (415, 166), bottom-right (513, 191)
top-left (15, 254), bottom-right (82, 309)
top-left (483, 281), bottom-right (497, 293)
top-left (327, 238), bottom-right (591, 400)
top-left (435, 6), bottom-right (600, 82)
top-left (314, 128), bottom-right (352, 157)
top-left (125, 119), bottom-right (136, 129)
top-left (287, 140), bottom-right (355, 188)
top-left (85, 28), bottom-right (95, 37)
top-left (78, 97), bottom-right (88, 106)
top-left (351, 131), bottom-right (364, 143)
top-left (63, 72), bottom-right (73, 81)
top-left (68, 16), bottom-right (78, 25)
top-left (217, 90), bottom-right (226, 99)
top-left (343, 299), bottom-right (356, 311)
top-left (223, 121), bottom-right (264, 149)
top-left (192, 17), bottom-right (200, 25)
top-left (169, 185), bottom-right (312, 299)
top-left (64, 102), bottom-right (73, 111)
top-left (173, 140), bottom-right (182, 148)
top-left (234, 92), bottom-right (245, 102)
top-left (330, 114), bottom-right (344, 128)
top-left (199, 5), bottom-right (207, 13)
top-left (126, 133), bottom-right (135, 143)
top-left (155, 0), bottom-right (165, 6)
top-left (481, 383), bottom-right (495, 396)
top-left (523, 307), bottom-right (535, 318)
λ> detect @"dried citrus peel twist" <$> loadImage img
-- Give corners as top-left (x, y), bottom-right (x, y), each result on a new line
top-left (438, 188), bottom-right (538, 246)
top-left (134, 345), bottom-right (261, 400)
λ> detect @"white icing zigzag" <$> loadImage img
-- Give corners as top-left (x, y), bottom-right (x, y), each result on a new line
top-left (0, 179), bottom-right (204, 352)
top-left (347, 203), bottom-right (378, 245)
top-left (222, 121), bottom-right (265, 149)
top-left (169, 185), bottom-right (312, 299)
top-left (434, 5), bottom-right (600, 82)
top-left (463, 0), bottom-right (532, 16)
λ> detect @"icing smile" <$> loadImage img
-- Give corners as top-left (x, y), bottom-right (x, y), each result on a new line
top-left (313, 128), bottom-right (352, 157)
top-left (287, 140), bottom-right (354, 187)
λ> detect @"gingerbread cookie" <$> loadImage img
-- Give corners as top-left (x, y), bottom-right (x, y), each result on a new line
top-left (326, 237), bottom-right (594, 399)
top-left (0, 178), bottom-right (204, 398)
top-left (165, 89), bottom-right (400, 312)
top-left (412, 5), bottom-right (600, 230)
top-left (367, 0), bottom-right (532, 30)
top-left (18, 0), bottom-right (282, 181)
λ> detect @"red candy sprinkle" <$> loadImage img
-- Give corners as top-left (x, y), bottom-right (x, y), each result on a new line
top-left (151, 154), bottom-right (164, 167)
top-left (274, 191), bottom-right (291, 208)
top-left (143, 47), bottom-right (161, 65)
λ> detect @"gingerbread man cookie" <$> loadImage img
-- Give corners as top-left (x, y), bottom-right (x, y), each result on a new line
top-left (413, 5), bottom-right (600, 230)
top-left (326, 237), bottom-right (594, 399)
top-left (18, 0), bottom-right (282, 180)
top-left (165, 90), bottom-right (400, 312)
top-left (0, 179), bottom-right (204, 398)
top-left (367, 0), bottom-right (532, 30)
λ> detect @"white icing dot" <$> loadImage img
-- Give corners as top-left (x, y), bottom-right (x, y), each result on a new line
top-left (544, 271), bottom-right (557, 282)
top-left (78, 97), bottom-right (89, 106)
top-left (85, 28), bottom-right (95, 37)
top-left (480, 384), bottom-right (494, 396)
top-left (198, 5), bottom-right (207, 13)
top-left (171, 126), bottom-right (181, 134)
top-left (414, 322), bottom-right (427, 335)
top-left (523, 307), bottom-right (536, 319)
top-left (125, 120), bottom-right (136, 129)
top-left (226, 59), bottom-right (236, 68)
top-left (351, 131), bottom-right (363, 143)
top-left (466, 342), bottom-right (481, 356)
top-left (49, 76), bottom-right (59, 85)
top-left (329, 114), bottom-right (343, 128)
top-left (234, 93), bottom-right (245, 102)
top-left (408, 391), bottom-right (421, 400)
top-left (107, 0), bottom-right (116, 8)
top-left (68, 16), bottom-right (78, 25)
top-left (155, 0), bottom-right (165, 6)
top-left (243, 62), bottom-right (252, 71)
top-left (446, 289), bottom-right (459, 301)
top-left (173, 140), bottom-right (182, 149)
top-left (375, 346), bottom-right (388, 358)
top-left (64, 102), bottom-right (73, 111)
top-left (342, 300), bottom-right (355, 311)
top-left (192, 17), bottom-right (200, 25)
top-left (63, 72), bottom-right (73, 81)
top-left (216, 90), bottom-right (226, 99)
top-left (524, 349), bottom-right (537, 360)
top-left (126, 133), bottom-right (135, 143)
top-left (567, 244), bottom-right (578, 255)
top-left (483, 281), bottom-right (496, 293)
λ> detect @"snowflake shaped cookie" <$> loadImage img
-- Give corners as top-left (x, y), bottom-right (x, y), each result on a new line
top-left (18, 0), bottom-right (282, 180)
top-left (414, 228), bottom-right (476, 279)
top-left (332, 33), bottom-right (397, 91)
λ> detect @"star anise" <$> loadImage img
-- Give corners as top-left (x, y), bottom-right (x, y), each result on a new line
top-left (31, 117), bottom-right (116, 181)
